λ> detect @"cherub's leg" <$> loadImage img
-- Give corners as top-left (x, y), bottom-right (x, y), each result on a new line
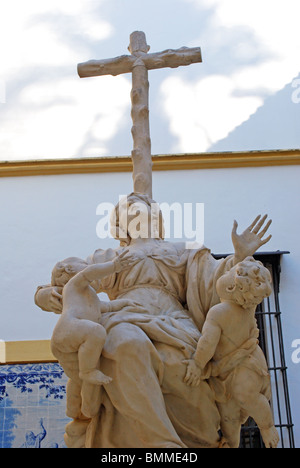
top-left (78, 321), bottom-right (112, 386)
top-left (237, 393), bottom-right (279, 448)
top-left (51, 346), bottom-right (81, 382)
top-left (66, 379), bottom-right (82, 419)
top-left (233, 368), bottom-right (279, 449)
top-left (217, 401), bottom-right (243, 448)
top-left (81, 381), bottom-right (102, 419)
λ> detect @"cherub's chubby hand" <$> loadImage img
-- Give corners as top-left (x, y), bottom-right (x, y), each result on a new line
top-left (35, 285), bottom-right (63, 314)
top-left (113, 249), bottom-right (141, 273)
top-left (50, 287), bottom-right (63, 314)
top-left (183, 359), bottom-right (202, 387)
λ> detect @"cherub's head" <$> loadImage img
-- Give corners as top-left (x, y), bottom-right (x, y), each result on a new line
top-left (51, 257), bottom-right (88, 287)
top-left (216, 256), bottom-right (272, 309)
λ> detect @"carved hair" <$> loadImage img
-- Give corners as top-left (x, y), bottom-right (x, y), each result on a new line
top-left (110, 192), bottom-right (165, 246)
top-left (226, 257), bottom-right (272, 309)
top-left (51, 257), bottom-right (88, 286)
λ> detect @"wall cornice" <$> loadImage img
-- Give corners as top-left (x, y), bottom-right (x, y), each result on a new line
top-left (1, 149), bottom-right (300, 177)
top-left (0, 340), bottom-right (56, 364)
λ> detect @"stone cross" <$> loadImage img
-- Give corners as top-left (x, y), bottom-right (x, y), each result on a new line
top-left (78, 31), bottom-right (202, 198)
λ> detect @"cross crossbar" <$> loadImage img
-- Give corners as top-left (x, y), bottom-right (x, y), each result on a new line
top-left (78, 31), bottom-right (202, 197)
top-left (78, 46), bottom-right (202, 78)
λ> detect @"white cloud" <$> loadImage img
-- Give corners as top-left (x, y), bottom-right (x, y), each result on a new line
top-left (1, 0), bottom-right (299, 159)
top-left (0, 0), bottom-right (113, 71)
top-left (162, 0), bottom-right (300, 152)
top-left (161, 75), bottom-right (263, 152)
top-left (0, 75), bottom-right (131, 159)
top-left (0, 0), bottom-right (121, 160)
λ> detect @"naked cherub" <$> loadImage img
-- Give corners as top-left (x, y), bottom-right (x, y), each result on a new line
top-left (184, 256), bottom-right (280, 449)
top-left (51, 250), bottom-right (139, 386)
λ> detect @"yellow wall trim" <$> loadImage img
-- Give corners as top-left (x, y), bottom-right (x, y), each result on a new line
top-left (0, 340), bottom-right (56, 364)
top-left (1, 149), bottom-right (300, 177)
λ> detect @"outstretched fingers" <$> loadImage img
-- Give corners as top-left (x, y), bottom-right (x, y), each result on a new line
top-left (247, 214), bottom-right (262, 232)
top-left (258, 219), bottom-right (272, 238)
top-left (255, 216), bottom-right (273, 246)
top-left (260, 234), bottom-right (272, 246)
top-left (249, 214), bottom-right (272, 241)
top-left (252, 214), bottom-right (268, 234)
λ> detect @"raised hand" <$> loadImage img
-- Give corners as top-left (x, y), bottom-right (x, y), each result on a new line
top-left (114, 249), bottom-right (141, 273)
top-left (232, 215), bottom-right (272, 264)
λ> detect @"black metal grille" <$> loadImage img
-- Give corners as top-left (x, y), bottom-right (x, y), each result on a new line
top-left (214, 251), bottom-right (295, 449)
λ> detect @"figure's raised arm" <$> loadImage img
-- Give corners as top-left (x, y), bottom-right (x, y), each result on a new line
top-left (76, 262), bottom-right (116, 286)
top-left (232, 215), bottom-right (272, 264)
top-left (80, 249), bottom-right (140, 285)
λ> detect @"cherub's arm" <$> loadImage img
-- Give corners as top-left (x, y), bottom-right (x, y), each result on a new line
top-left (80, 262), bottom-right (116, 285)
top-left (61, 263), bottom-right (115, 301)
top-left (66, 262), bottom-right (117, 294)
top-left (74, 250), bottom-right (140, 290)
top-left (193, 313), bottom-right (222, 369)
top-left (184, 308), bottom-right (222, 387)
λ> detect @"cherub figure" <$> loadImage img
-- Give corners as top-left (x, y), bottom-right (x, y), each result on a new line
top-left (51, 251), bottom-right (139, 387)
top-left (184, 256), bottom-right (280, 449)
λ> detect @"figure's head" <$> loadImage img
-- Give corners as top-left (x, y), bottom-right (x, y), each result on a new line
top-left (51, 257), bottom-right (88, 287)
top-left (216, 257), bottom-right (272, 309)
top-left (110, 192), bottom-right (165, 246)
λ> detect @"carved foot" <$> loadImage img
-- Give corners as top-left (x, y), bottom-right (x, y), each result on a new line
top-left (260, 426), bottom-right (280, 448)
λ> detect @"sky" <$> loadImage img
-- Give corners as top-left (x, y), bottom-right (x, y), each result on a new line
top-left (0, 0), bottom-right (299, 160)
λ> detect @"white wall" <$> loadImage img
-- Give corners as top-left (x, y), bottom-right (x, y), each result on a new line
top-left (1, 164), bottom-right (300, 444)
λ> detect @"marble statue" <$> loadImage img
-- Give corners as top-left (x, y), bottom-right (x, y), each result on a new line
top-left (34, 32), bottom-right (277, 448)
top-left (35, 194), bottom-right (273, 448)
top-left (184, 257), bottom-right (279, 448)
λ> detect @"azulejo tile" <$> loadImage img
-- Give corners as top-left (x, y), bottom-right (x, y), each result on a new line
top-left (0, 363), bottom-right (70, 448)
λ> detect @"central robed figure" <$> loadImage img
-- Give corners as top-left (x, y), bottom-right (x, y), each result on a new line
top-left (35, 192), bottom-right (275, 448)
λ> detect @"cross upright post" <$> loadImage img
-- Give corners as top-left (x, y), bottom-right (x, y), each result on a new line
top-left (78, 31), bottom-right (202, 198)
